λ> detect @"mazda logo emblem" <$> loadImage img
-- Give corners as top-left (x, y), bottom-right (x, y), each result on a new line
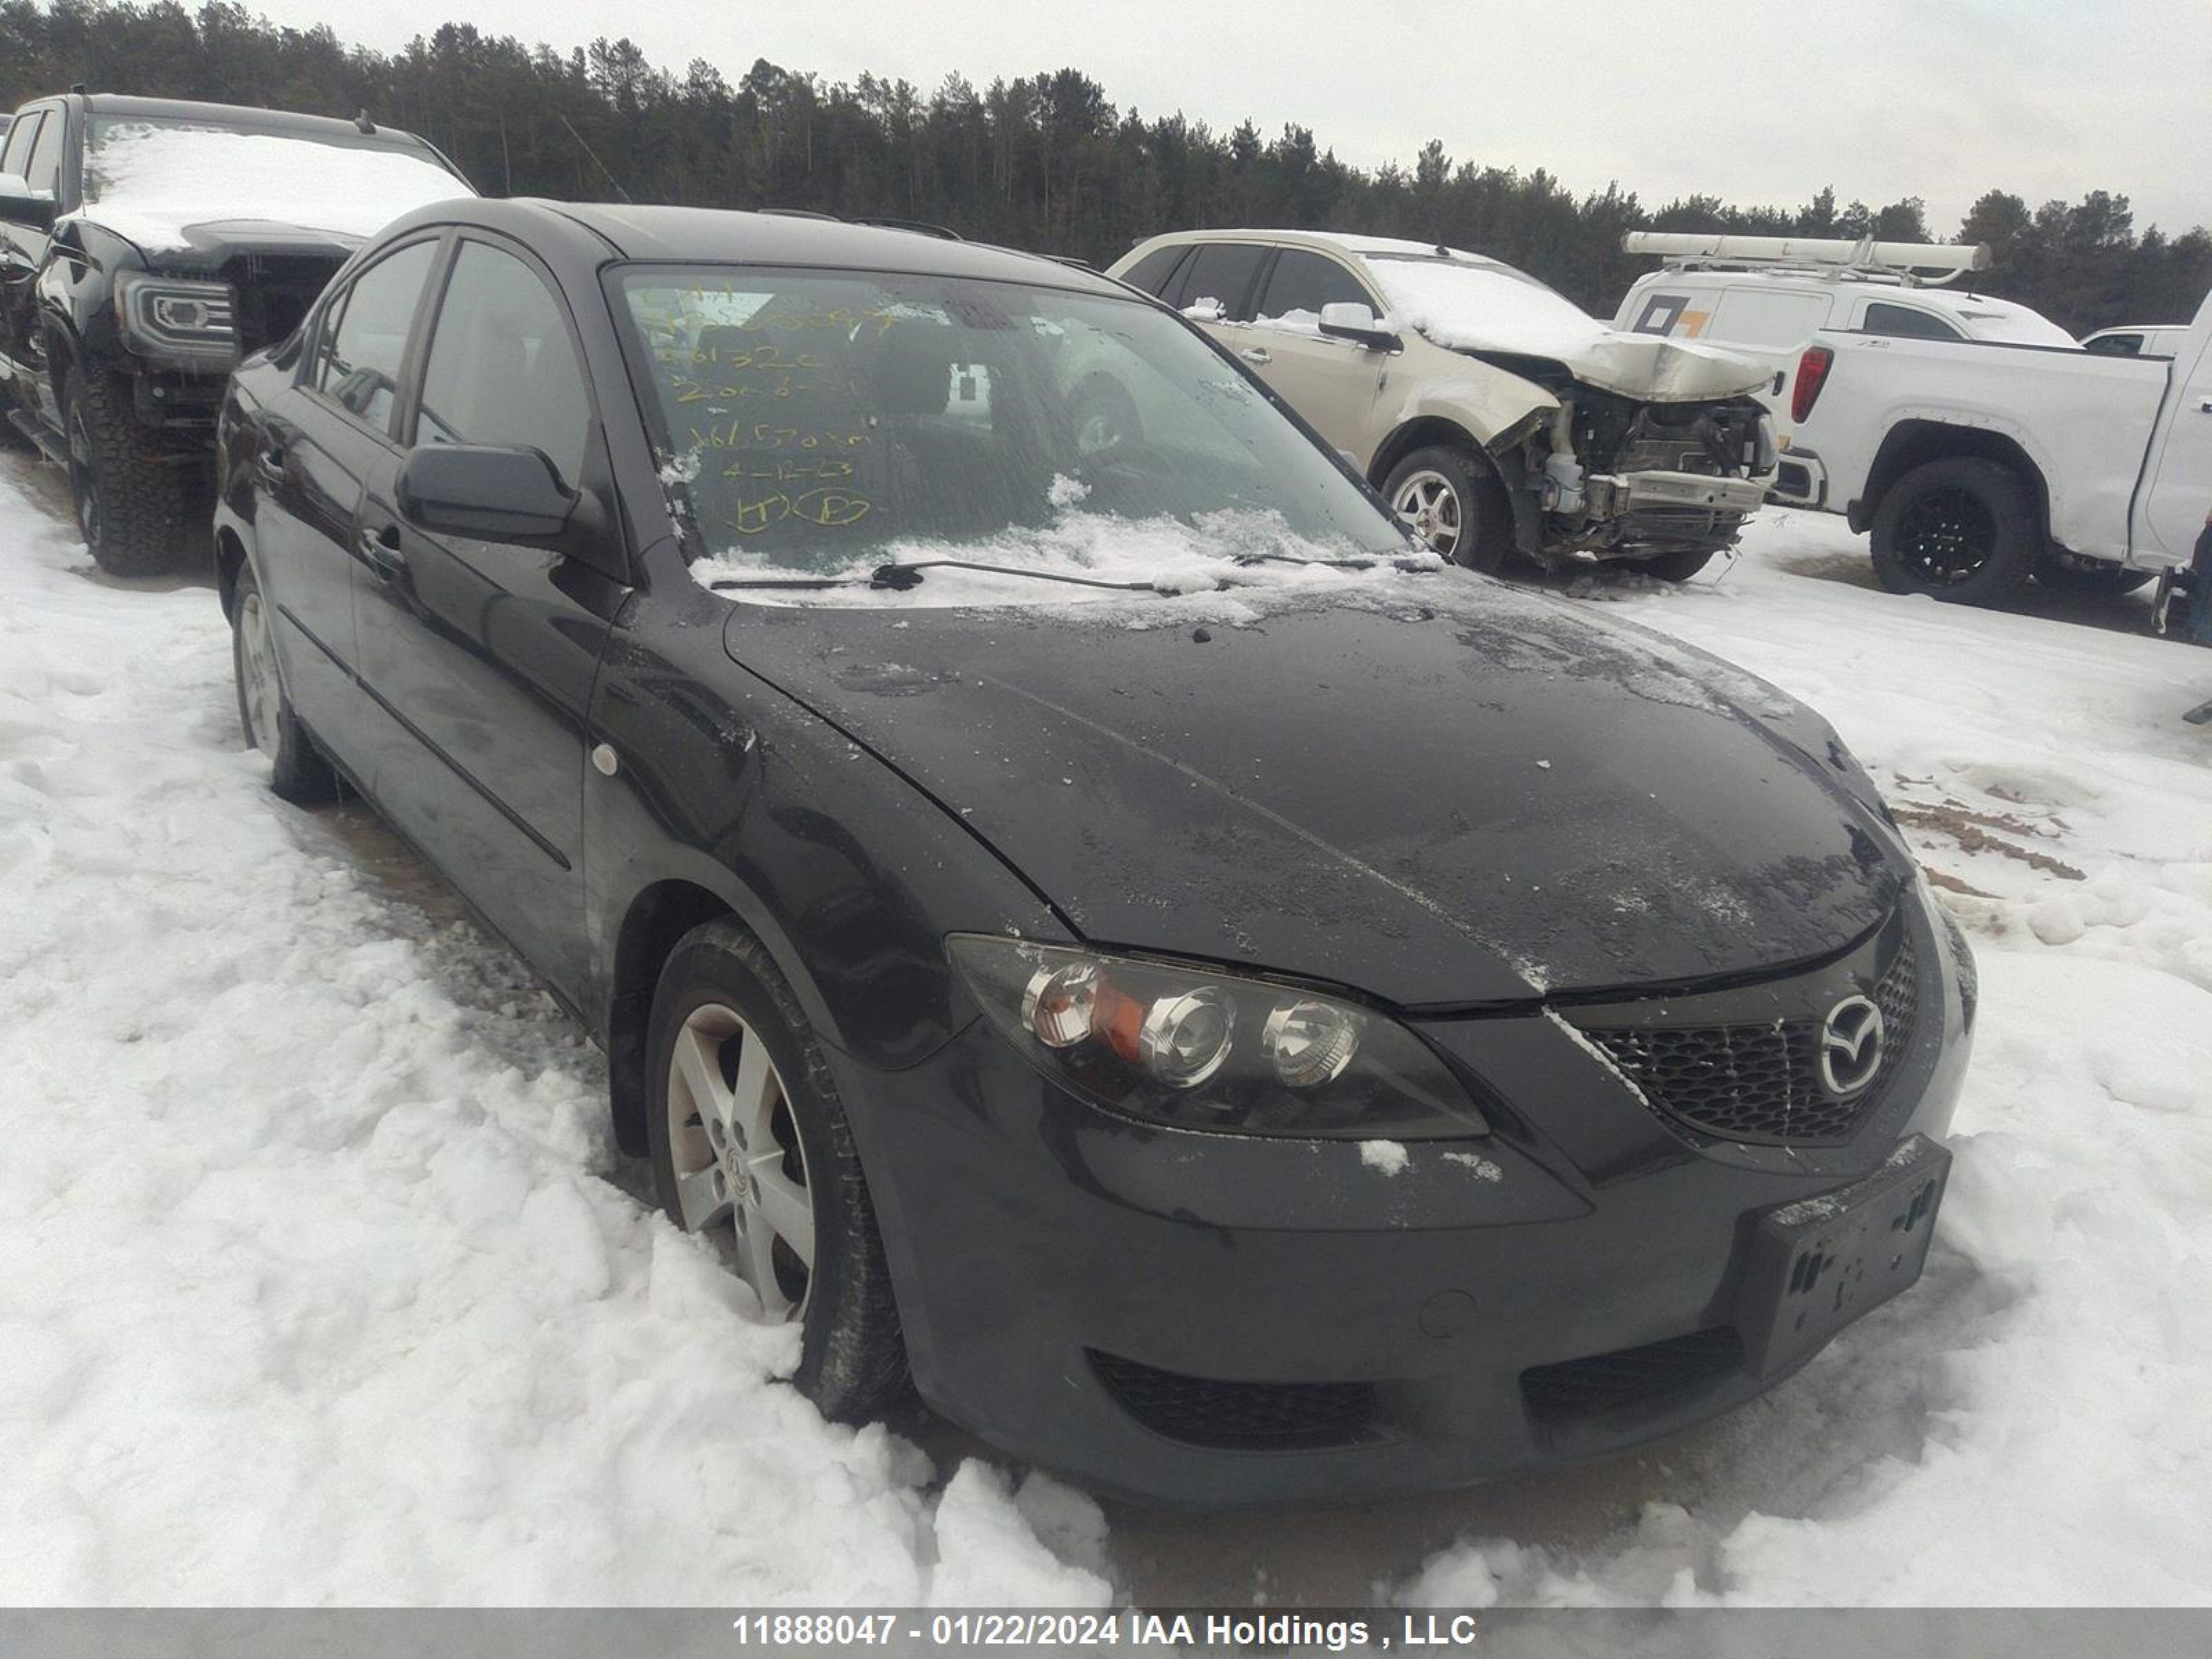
top-left (1818, 995), bottom-right (1886, 1097)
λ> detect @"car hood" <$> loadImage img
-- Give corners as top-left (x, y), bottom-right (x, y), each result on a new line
top-left (1455, 331), bottom-right (1772, 402)
top-left (69, 213), bottom-right (363, 272)
top-left (722, 575), bottom-right (1906, 1007)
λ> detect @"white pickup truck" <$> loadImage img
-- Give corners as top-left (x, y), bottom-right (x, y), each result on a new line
top-left (1615, 233), bottom-right (2212, 604)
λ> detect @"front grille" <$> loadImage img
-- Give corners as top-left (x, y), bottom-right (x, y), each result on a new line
top-left (1581, 935), bottom-right (1919, 1146)
top-left (1521, 1327), bottom-right (1743, 1431)
top-left (223, 253), bottom-right (349, 355)
top-left (1088, 1350), bottom-right (1376, 1450)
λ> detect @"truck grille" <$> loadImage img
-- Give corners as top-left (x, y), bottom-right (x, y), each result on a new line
top-left (1577, 935), bottom-right (1918, 1146)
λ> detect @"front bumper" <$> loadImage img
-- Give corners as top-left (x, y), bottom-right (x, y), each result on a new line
top-left (830, 912), bottom-right (1971, 1507)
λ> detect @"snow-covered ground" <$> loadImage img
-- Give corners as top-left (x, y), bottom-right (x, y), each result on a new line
top-left (3, 450), bottom-right (2208, 1606)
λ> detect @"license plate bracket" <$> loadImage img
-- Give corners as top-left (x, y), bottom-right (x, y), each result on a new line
top-left (1738, 1134), bottom-right (1951, 1378)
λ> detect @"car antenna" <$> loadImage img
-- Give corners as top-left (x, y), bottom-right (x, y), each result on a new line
top-left (355, 110), bottom-right (377, 135)
top-left (559, 113), bottom-right (634, 205)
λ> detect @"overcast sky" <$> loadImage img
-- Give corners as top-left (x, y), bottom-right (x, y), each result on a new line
top-left (250, 0), bottom-right (2211, 236)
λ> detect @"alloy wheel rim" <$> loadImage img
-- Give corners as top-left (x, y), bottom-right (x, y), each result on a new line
top-left (1392, 470), bottom-right (1462, 556)
top-left (239, 592), bottom-right (284, 758)
top-left (1895, 485), bottom-right (1996, 585)
top-left (666, 1001), bottom-right (816, 1321)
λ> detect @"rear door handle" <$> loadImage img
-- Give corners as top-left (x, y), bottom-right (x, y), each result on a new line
top-left (359, 521), bottom-right (406, 578)
top-left (2197, 397), bottom-right (2212, 414)
top-left (1239, 346), bottom-right (1273, 366)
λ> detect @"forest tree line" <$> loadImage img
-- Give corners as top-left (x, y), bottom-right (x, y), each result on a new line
top-left (4, 0), bottom-right (2207, 335)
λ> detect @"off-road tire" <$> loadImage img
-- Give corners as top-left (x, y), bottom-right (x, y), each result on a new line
top-left (65, 364), bottom-right (187, 576)
top-left (646, 918), bottom-right (911, 1423)
top-left (1383, 444), bottom-right (1521, 575)
top-left (2031, 550), bottom-right (2157, 597)
top-left (229, 561), bottom-right (340, 804)
top-left (1869, 457), bottom-right (2037, 604)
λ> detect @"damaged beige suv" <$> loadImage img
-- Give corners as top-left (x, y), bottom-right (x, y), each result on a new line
top-left (1107, 230), bottom-right (1777, 579)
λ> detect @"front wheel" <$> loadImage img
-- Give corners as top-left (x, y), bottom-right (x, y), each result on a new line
top-left (1633, 545), bottom-right (1722, 583)
top-left (1869, 457), bottom-right (2037, 603)
top-left (1382, 445), bottom-right (1519, 575)
top-left (64, 365), bottom-right (187, 576)
top-left (230, 561), bottom-right (339, 803)
top-left (646, 918), bottom-right (910, 1422)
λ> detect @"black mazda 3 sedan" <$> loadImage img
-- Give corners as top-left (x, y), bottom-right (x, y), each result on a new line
top-left (212, 200), bottom-right (1974, 1507)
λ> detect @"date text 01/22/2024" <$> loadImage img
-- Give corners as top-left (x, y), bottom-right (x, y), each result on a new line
top-left (727, 1612), bottom-right (1485, 1649)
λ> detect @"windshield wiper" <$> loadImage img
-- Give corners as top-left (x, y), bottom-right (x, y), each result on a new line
top-left (1232, 550), bottom-right (1439, 573)
top-left (868, 559), bottom-right (1171, 592)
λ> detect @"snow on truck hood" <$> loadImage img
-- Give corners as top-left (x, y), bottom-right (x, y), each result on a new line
top-left (1351, 245), bottom-right (1770, 402)
top-left (73, 125), bottom-right (468, 254)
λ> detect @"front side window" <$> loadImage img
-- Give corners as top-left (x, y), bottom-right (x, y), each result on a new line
top-left (415, 241), bottom-right (590, 487)
top-left (313, 239), bottom-right (437, 431)
top-left (2085, 332), bottom-right (2144, 356)
top-left (0, 111), bottom-right (37, 177)
top-left (22, 110), bottom-right (63, 195)
top-left (615, 266), bottom-right (1404, 578)
top-left (1255, 250), bottom-right (1375, 325)
top-left (1119, 244), bottom-right (1188, 298)
top-left (1862, 301), bottom-right (1965, 342)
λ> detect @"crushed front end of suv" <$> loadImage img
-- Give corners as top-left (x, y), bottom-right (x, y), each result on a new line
top-left (1109, 229), bottom-right (1778, 581)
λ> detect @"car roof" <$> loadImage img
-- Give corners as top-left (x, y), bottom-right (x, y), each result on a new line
top-left (73, 93), bottom-right (440, 149)
top-left (1130, 225), bottom-right (1510, 269)
top-left (492, 200), bottom-right (1132, 296)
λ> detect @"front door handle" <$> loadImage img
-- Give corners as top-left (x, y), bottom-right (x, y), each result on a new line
top-left (2197, 396), bottom-right (2212, 414)
top-left (1239, 346), bottom-right (1273, 366)
top-left (359, 522), bottom-right (406, 579)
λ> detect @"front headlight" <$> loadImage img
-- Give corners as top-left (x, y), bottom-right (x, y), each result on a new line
top-left (949, 935), bottom-right (1491, 1139)
top-left (115, 273), bottom-right (237, 362)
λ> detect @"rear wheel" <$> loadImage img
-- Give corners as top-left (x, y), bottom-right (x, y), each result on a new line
top-left (1383, 445), bottom-right (1519, 575)
top-left (646, 918), bottom-right (910, 1422)
top-left (229, 561), bottom-right (339, 803)
top-left (64, 365), bottom-right (188, 576)
top-left (1869, 457), bottom-right (2036, 603)
top-left (2032, 549), bottom-right (2156, 596)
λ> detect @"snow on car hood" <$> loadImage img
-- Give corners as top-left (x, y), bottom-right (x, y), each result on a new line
top-left (1363, 253), bottom-right (1770, 402)
top-left (73, 125), bottom-right (468, 254)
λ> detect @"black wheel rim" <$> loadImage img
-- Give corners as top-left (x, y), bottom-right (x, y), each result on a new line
top-left (1894, 485), bottom-right (1995, 585)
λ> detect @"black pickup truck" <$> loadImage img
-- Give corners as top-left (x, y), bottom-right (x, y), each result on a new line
top-left (0, 93), bottom-right (469, 572)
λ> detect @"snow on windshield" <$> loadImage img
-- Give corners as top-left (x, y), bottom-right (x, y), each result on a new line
top-left (1359, 254), bottom-right (1608, 358)
top-left (79, 120), bottom-right (468, 250)
top-left (693, 498), bottom-right (1439, 616)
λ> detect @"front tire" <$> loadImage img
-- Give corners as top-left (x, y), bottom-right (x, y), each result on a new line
top-left (1383, 445), bottom-right (1519, 575)
top-left (229, 561), bottom-right (339, 803)
top-left (64, 364), bottom-right (187, 577)
top-left (1634, 545), bottom-right (1722, 582)
top-left (1869, 458), bottom-right (2036, 603)
top-left (646, 918), bottom-right (910, 1422)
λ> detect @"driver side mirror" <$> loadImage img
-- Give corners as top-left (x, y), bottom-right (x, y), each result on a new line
top-left (0, 174), bottom-right (57, 232)
top-left (397, 444), bottom-right (579, 543)
top-left (1318, 301), bottom-right (1400, 352)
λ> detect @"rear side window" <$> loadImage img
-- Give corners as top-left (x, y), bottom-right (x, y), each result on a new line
top-left (1862, 301), bottom-right (1964, 341)
top-left (1705, 286), bottom-right (1831, 347)
top-left (0, 111), bottom-right (40, 177)
top-left (1120, 244), bottom-right (1188, 298)
top-left (1256, 250), bottom-right (1373, 322)
top-left (414, 240), bottom-right (590, 488)
top-left (1164, 243), bottom-right (1267, 319)
top-left (23, 109), bottom-right (64, 196)
top-left (312, 239), bottom-right (437, 433)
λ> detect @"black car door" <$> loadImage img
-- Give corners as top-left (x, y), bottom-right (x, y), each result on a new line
top-left (252, 234), bottom-right (442, 751)
top-left (350, 232), bottom-right (625, 1006)
top-left (0, 106), bottom-right (58, 416)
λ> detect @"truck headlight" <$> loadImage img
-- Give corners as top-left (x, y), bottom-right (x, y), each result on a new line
top-left (116, 274), bottom-right (237, 362)
top-left (950, 935), bottom-right (1492, 1139)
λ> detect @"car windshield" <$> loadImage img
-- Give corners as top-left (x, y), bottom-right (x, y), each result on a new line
top-left (613, 265), bottom-right (1407, 583)
top-left (81, 115), bottom-right (465, 245)
top-left (1360, 254), bottom-right (1605, 357)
